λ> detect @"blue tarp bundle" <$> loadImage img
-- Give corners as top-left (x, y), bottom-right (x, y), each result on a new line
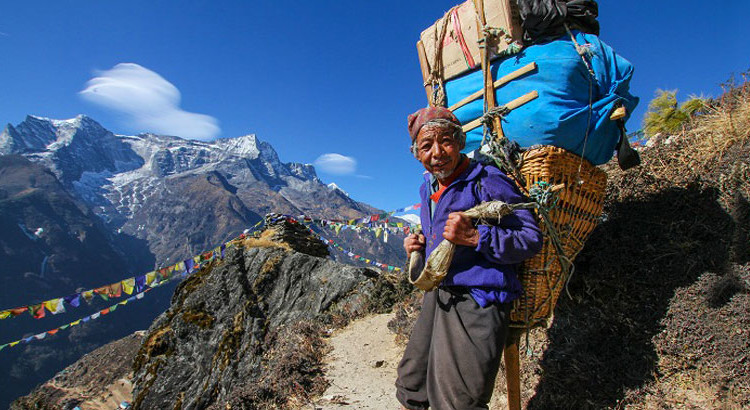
top-left (446, 30), bottom-right (638, 165)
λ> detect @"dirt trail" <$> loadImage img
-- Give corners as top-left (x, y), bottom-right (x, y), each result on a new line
top-left (317, 313), bottom-right (403, 409)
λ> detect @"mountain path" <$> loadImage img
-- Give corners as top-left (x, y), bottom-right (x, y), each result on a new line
top-left (317, 313), bottom-right (404, 409)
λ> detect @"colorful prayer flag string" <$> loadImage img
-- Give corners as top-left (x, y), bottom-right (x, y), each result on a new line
top-left (0, 219), bottom-right (266, 322)
top-left (0, 247), bottom-right (228, 352)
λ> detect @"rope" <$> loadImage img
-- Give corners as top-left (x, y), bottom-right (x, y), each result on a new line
top-left (425, 6), bottom-right (459, 107)
top-left (564, 24), bottom-right (596, 184)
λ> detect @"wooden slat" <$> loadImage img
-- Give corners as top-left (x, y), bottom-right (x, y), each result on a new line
top-left (448, 62), bottom-right (537, 112)
top-left (461, 90), bottom-right (539, 132)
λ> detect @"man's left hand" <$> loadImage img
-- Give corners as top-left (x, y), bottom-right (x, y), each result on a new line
top-left (443, 212), bottom-right (479, 247)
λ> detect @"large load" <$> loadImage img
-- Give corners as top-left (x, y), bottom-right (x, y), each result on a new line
top-left (417, 0), bottom-right (638, 166)
top-left (415, 0), bottom-right (639, 330)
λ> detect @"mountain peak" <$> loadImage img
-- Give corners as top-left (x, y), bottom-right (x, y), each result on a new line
top-left (327, 182), bottom-right (349, 197)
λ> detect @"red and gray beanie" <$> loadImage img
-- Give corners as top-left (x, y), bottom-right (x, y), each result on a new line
top-left (407, 106), bottom-right (461, 142)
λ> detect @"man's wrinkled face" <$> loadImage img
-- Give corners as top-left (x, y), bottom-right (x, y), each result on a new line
top-left (414, 126), bottom-right (462, 181)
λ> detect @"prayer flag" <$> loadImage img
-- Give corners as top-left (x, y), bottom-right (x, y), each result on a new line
top-left (184, 259), bottom-right (195, 274)
top-left (91, 312), bottom-right (101, 320)
top-left (0, 311), bottom-right (10, 320)
top-left (44, 298), bottom-right (65, 315)
top-left (11, 307), bottom-right (28, 316)
top-left (71, 319), bottom-right (81, 326)
top-left (110, 304), bottom-right (118, 312)
top-left (122, 278), bottom-right (135, 295)
top-left (47, 329), bottom-right (59, 335)
top-left (10, 341), bottom-right (20, 347)
top-left (34, 333), bottom-right (46, 340)
top-left (59, 324), bottom-right (69, 330)
top-left (101, 308), bottom-right (111, 315)
top-left (146, 271), bottom-right (157, 286)
top-left (82, 290), bottom-right (95, 303)
top-left (0, 344), bottom-right (7, 351)
top-left (136, 292), bottom-right (145, 300)
top-left (375, 228), bottom-right (382, 238)
top-left (82, 316), bottom-right (91, 323)
top-left (64, 294), bottom-right (81, 307)
top-left (29, 303), bottom-right (46, 319)
top-left (23, 336), bottom-right (34, 343)
top-left (108, 282), bottom-right (122, 298)
top-left (119, 299), bottom-right (129, 306)
top-left (135, 275), bottom-right (147, 293)
top-left (94, 286), bottom-right (110, 301)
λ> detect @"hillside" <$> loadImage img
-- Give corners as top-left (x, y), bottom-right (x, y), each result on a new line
top-left (390, 85), bottom-right (750, 408)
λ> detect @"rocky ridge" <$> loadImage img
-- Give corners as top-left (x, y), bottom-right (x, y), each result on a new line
top-left (129, 217), bottom-right (401, 409)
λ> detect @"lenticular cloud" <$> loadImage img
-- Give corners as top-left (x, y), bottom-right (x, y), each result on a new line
top-left (314, 153), bottom-right (357, 175)
top-left (80, 63), bottom-right (220, 141)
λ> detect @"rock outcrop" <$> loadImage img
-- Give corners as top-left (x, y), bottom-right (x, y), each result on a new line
top-left (131, 223), bottom-right (391, 409)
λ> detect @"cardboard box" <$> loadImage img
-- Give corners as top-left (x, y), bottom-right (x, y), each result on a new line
top-left (417, 0), bottom-right (523, 102)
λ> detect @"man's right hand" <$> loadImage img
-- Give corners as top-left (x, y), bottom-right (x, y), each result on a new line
top-left (403, 233), bottom-right (426, 257)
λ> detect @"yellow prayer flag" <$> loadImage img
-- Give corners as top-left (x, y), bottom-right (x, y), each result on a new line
top-left (122, 278), bottom-right (135, 295)
top-left (0, 311), bottom-right (10, 320)
top-left (9, 341), bottom-right (20, 347)
top-left (146, 271), bottom-right (157, 285)
top-left (43, 299), bottom-right (65, 314)
top-left (70, 319), bottom-right (81, 326)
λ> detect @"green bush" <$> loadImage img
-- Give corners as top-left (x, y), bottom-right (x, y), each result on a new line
top-left (643, 90), bottom-right (706, 137)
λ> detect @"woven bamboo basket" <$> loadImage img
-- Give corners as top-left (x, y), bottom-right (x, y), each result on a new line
top-left (509, 145), bottom-right (607, 328)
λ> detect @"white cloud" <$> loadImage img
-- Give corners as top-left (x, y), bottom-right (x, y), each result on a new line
top-left (79, 63), bottom-right (220, 141)
top-left (314, 153), bottom-right (357, 175)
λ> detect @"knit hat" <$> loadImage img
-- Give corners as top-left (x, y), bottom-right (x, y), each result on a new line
top-left (407, 107), bottom-right (461, 142)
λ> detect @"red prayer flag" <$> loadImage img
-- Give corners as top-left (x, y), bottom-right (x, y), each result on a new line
top-left (47, 329), bottom-right (59, 335)
top-left (108, 283), bottom-right (123, 298)
top-left (29, 304), bottom-right (45, 319)
top-left (101, 308), bottom-right (111, 315)
top-left (10, 307), bottom-right (28, 316)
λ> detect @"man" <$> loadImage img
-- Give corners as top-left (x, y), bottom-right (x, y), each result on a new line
top-left (395, 107), bottom-right (543, 410)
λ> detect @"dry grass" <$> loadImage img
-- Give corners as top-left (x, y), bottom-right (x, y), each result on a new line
top-left (240, 229), bottom-right (292, 251)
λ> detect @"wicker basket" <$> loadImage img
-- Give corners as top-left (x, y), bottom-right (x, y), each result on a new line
top-left (509, 146), bottom-right (607, 328)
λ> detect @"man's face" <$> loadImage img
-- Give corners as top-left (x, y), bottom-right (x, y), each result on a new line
top-left (414, 126), bottom-right (462, 180)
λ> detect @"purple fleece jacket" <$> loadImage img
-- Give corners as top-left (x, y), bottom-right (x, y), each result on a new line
top-left (419, 160), bottom-right (543, 307)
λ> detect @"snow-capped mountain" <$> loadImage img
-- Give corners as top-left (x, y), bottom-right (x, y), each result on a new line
top-left (0, 115), bottom-right (379, 264)
top-left (327, 182), bottom-right (349, 197)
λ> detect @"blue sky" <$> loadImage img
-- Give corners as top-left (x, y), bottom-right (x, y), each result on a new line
top-left (1, 1), bottom-right (748, 212)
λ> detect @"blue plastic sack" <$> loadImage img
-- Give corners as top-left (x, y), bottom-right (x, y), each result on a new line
top-left (446, 31), bottom-right (638, 165)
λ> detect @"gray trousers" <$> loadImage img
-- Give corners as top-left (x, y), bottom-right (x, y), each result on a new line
top-left (395, 288), bottom-right (511, 410)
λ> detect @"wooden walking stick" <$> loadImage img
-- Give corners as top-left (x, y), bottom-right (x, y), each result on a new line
top-left (504, 329), bottom-right (523, 410)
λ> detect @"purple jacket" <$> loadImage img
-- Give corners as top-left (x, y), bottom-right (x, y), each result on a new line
top-left (419, 160), bottom-right (543, 306)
